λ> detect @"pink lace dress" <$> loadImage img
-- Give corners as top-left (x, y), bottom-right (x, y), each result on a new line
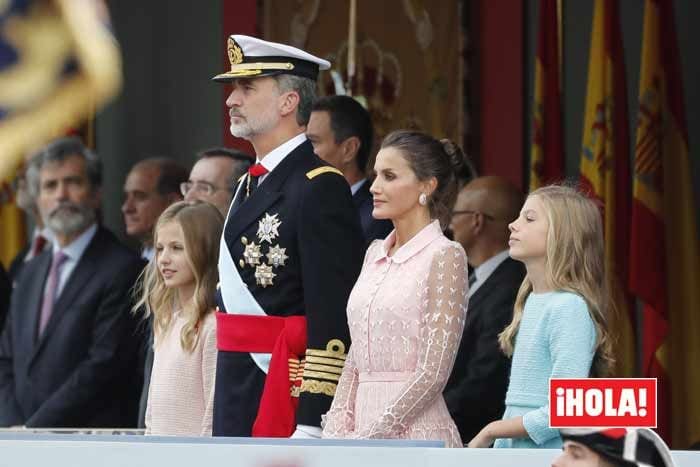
top-left (322, 220), bottom-right (468, 447)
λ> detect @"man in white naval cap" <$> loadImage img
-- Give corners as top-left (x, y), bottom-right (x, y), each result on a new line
top-left (211, 35), bottom-right (364, 438)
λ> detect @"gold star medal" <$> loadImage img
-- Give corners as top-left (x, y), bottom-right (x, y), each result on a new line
top-left (266, 244), bottom-right (288, 267)
top-left (255, 263), bottom-right (276, 287)
top-left (257, 213), bottom-right (281, 243)
top-left (243, 241), bottom-right (263, 266)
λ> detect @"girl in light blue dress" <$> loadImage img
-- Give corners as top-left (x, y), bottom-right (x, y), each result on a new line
top-left (468, 185), bottom-right (615, 449)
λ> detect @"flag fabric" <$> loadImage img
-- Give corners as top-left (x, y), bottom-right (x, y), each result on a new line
top-left (0, 176), bottom-right (25, 269)
top-left (0, 0), bottom-right (122, 180)
top-left (529, 0), bottom-right (564, 191)
top-left (0, 0), bottom-right (120, 266)
top-left (579, 0), bottom-right (635, 379)
top-left (630, 0), bottom-right (700, 448)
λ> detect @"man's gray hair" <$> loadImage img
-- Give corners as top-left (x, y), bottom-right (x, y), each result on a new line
top-left (23, 151), bottom-right (43, 200)
top-left (32, 137), bottom-right (102, 194)
top-left (274, 75), bottom-right (317, 126)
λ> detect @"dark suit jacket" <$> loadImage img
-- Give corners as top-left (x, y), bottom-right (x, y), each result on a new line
top-left (8, 245), bottom-right (29, 283)
top-left (0, 264), bottom-right (10, 336)
top-left (352, 179), bottom-right (393, 246)
top-left (443, 257), bottom-right (526, 443)
top-left (214, 139), bottom-right (365, 436)
top-left (137, 318), bottom-right (153, 428)
top-left (0, 227), bottom-right (144, 428)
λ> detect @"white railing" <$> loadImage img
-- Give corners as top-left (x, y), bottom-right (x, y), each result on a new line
top-left (0, 432), bottom-right (697, 467)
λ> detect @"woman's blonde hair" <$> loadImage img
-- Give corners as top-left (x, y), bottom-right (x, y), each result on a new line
top-left (133, 201), bottom-right (223, 352)
top-left (498, 184), bottom-right (615, 377)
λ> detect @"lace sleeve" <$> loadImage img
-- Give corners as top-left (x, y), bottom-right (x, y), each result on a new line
top-left (321, 345), bottom-right (359, 438)
top-left (357, 243), bottom-right (469, 439)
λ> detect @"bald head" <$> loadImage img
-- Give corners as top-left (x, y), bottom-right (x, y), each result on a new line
top-left (449, 176), bottom-right (524, 265)
top-left (459, 176), bottom-right (523, 224)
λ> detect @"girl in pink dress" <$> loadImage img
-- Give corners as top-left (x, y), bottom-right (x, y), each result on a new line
top-left (322, 131), bottom-right (470, 447)
top-left (134, 201), bottom-right (223, 436)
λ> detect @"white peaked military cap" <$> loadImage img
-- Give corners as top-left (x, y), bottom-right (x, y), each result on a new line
top-left (212, 35), bottom-right (331, 83)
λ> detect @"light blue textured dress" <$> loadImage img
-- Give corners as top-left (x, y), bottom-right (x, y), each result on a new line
top-left (493, 291), bottom-right (597, 449)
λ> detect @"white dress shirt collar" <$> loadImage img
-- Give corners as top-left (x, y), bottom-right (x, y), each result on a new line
top-left (257, 133), bottom-right (308, 184)
top-left (50, 223), bottom-right (98, 296)
top-left (141, 246), bottom-right (155, 262)
top-left (350, 178), bottom-right (367, 196)
top-left (51, 223), bottom-right (98, 261)
top-left (469, 249), bottom-right (510, 297)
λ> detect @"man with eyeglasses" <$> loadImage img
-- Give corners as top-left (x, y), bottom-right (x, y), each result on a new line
top-left (443, 175), bottom-right (526, 445)
top-left (182, 147), bottom-right (252, 216)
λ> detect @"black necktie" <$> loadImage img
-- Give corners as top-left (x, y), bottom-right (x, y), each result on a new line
top-left (468, 271), bottom-right (477, 288)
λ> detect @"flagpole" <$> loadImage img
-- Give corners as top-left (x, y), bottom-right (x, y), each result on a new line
top-left (347, 0), bottom-right (356, 96)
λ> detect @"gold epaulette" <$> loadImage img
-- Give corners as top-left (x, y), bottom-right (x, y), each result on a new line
top-left (306, 166), bottom-right (343, 180)
top-left (299, 339), bottom-right (347, 396)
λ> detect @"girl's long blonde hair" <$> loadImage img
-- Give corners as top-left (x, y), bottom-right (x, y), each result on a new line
top-left (133, 201), bottom-right (223, 352)
top-left (498, 184), bottom-right (615, 377)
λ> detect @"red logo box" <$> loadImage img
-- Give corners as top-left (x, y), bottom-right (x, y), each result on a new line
top-left (549, 378), bottom-right (657, 428)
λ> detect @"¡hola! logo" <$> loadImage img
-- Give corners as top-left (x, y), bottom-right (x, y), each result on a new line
top-left (549, 378), bottom-right (657, 428)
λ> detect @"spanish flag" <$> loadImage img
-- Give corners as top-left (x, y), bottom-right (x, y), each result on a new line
top-left (630, 0), bottom-right (700, 448)
top-left (579, 0), bottom-right (635, 378)
top-left (0, 0), bottom-right (122, 180)
top-left (0, 175), bottom-right (25, 269)
top-left (529, 0), bottom-right (563, 191)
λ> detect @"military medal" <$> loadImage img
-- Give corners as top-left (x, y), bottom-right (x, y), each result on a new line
top-left (243, 241), bottom-right (263, 266)
top-left (266, 244), bottom-right (288, 267)
top-left (255, 263), bottom-right (276, 287)
top-left (257, 213), bottom-right (281, 243)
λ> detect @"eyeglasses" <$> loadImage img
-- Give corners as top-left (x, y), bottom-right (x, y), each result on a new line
top-left (452, 209), bottom-right (496, 221)
top-left (180, 181), bottom-right (229, 197)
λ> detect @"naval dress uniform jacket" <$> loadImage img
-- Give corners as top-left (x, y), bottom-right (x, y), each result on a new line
top-left (213, 138), bottom-right (365, 437)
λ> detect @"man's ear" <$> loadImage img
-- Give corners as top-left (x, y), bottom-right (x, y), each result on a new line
top-left (340, 136), bottom-right (361, 165)
top-left (472, 213), bottom-right (485, 235)
top-left (279, 91), bottom-right (300, 118)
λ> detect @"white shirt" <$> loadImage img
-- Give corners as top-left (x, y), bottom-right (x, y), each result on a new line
top-left (257, 133), bottom-right (308, 184)
top-left (141, 246), bottom-right (155, 262)
top-left (350, 178), bottom-right (367, 196)
top-left (469, 249), bottom-right (510, 297)
top-left (48, 223), bottom-right (98, 298)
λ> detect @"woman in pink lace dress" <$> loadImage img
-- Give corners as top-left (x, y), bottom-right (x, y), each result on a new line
top-left (322, 130), bottom-right (470, 447)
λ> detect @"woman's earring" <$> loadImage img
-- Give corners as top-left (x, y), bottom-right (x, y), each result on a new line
top-left (418, 193), bottom-right (428, 206)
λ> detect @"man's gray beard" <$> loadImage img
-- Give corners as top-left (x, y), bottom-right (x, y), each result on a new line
top-left (44, 203), bottom-right (96, 236)
top-left (230, 122), bottom-right (253, 140)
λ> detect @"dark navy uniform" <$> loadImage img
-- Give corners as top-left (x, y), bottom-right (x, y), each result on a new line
top-left (213, 139), bottom-right (364, 436)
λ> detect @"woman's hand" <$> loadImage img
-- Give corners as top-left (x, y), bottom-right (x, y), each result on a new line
top-left (468, 424), bottom-right (495, 448)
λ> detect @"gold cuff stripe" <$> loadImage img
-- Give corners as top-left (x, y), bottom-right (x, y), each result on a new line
top-left (304, 363), bottom-right (343, 375)
top-left (306, 166), bottom-right (344, 180)
top-left (302, 370), bottom-right (341, 382)
top-left (305, 349), bottom-right (346, 360)
top-left (305, 355), bottom-right (345, 367)
top-left (300, 379), bottom-right (337, 397)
